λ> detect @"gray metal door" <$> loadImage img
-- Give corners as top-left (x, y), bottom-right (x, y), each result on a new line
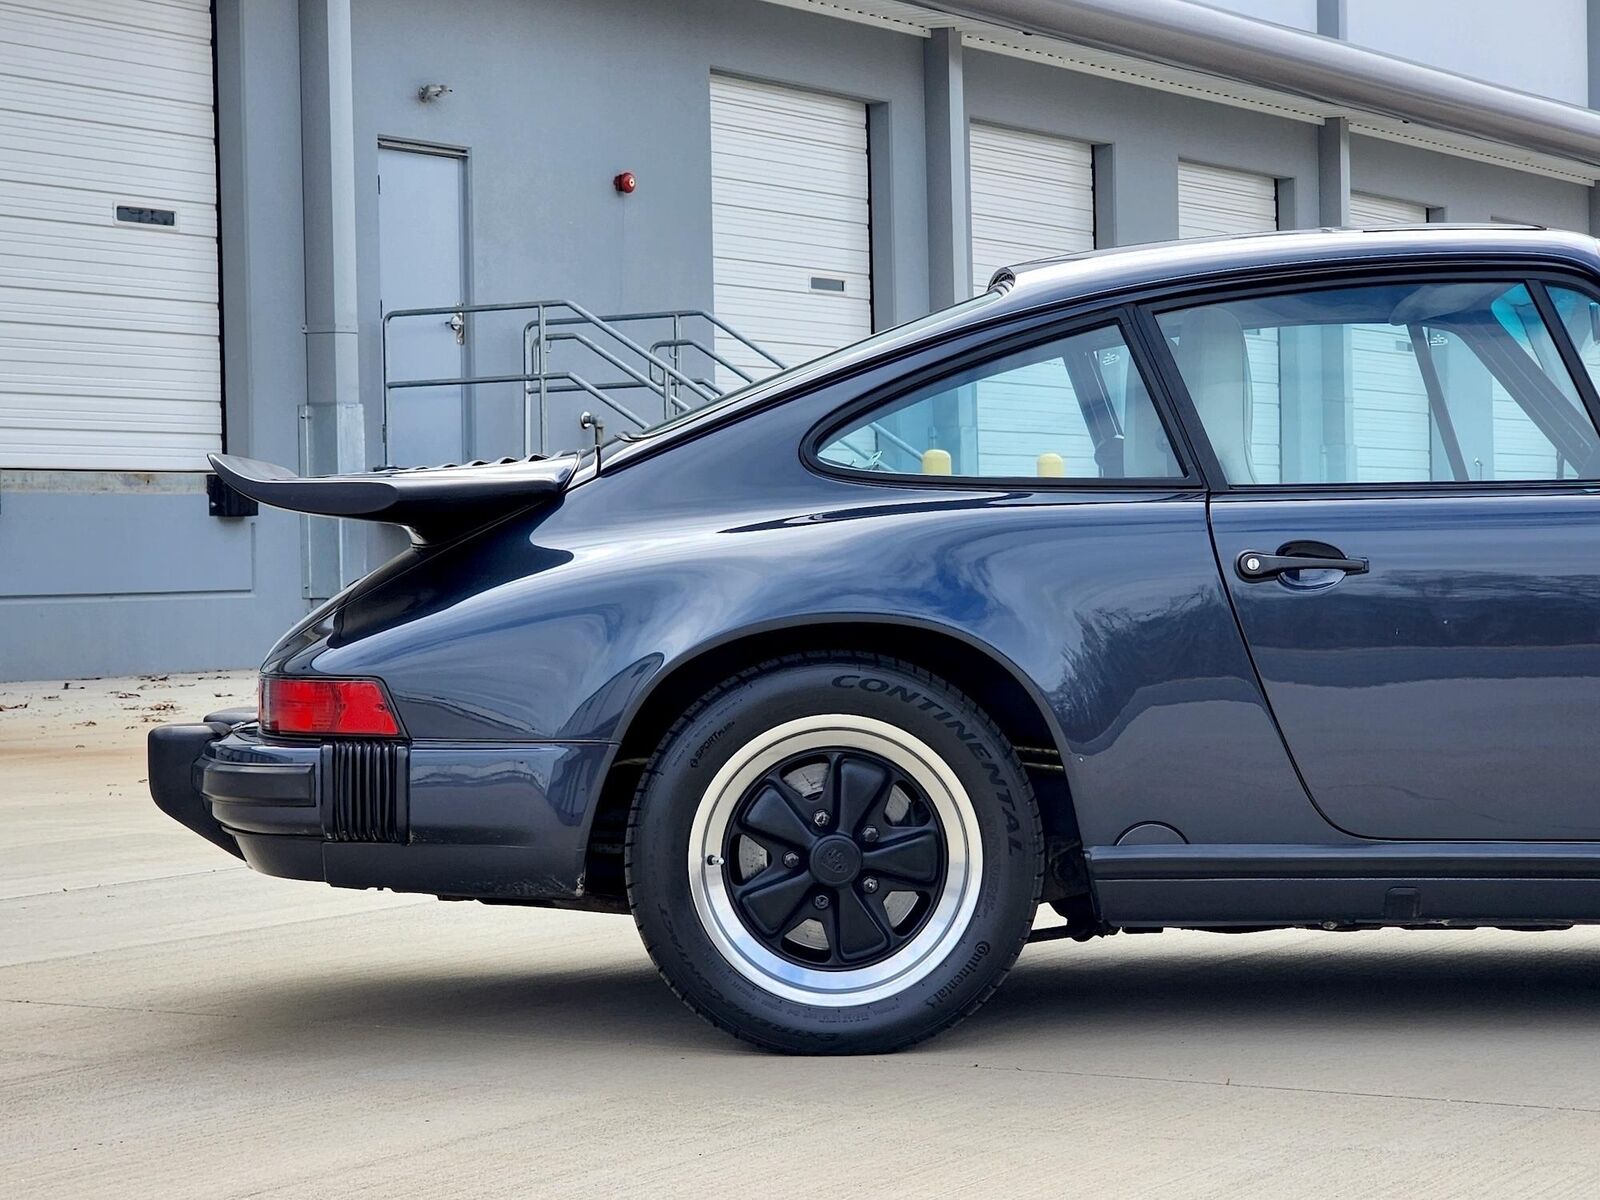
top-left (378, 144), bottom-right (466, 466)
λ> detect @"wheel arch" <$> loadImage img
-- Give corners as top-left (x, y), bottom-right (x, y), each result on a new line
top-left (583, 615), bottom-right (1087, 906)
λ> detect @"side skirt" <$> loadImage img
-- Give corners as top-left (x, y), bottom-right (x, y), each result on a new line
top-left (1088, 843), bottom-right (1600, 928)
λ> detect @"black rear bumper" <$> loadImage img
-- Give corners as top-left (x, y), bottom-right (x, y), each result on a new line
top-left (147, 721), bottom-right (616, 907)
top-left (147, 721), bottom-right (246, 859)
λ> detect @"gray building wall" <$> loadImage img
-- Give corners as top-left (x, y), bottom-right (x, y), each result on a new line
top-left (1346, 0), bottom-right (1590, 106)
top-left (1349, 135), bottom-right (1592, 228)
top-left (6, 0), bottom-right (1600, 682)
top-left (964, 48), bottom-right (1322, 243)
top-left (0, 0), bottom-right (308, 682)
top-left (1198, 0), bottom-right (1319, 32)
top-left (347, 0), bottom-right (932, 463)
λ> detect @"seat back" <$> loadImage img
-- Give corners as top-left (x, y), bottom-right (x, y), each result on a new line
top-left (1172, 308), bottom-right (1256, 484)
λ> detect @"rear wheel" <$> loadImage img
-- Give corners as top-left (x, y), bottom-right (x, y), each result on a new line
top-left (626, 653), bottom-right (1043, 1053)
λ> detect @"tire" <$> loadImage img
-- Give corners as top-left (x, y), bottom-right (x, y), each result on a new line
top-left (626, 652), bottom-right (1043, 1054)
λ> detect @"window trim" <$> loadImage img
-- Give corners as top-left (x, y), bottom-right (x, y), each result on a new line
top-left (1135, 265), bottom-right (1600, 495)
top-left (802, 307), bottom-right (1203, 491)
top-left (1527, 279), bottom-right (1600, 435)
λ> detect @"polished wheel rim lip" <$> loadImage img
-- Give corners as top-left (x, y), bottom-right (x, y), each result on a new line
top-left (688, 714), bottom-right (982, 1008)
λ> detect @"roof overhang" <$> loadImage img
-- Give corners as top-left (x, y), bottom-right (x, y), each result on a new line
top-left (758, 0), bottom-right (1600, 184)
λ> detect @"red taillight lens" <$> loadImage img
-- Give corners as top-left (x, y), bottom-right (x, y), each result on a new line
top-left (259, 677), bottom-right (402, 737)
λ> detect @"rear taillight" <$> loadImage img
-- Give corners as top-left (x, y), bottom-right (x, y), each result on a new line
top-left (259, 676), bottom-right (402, 737)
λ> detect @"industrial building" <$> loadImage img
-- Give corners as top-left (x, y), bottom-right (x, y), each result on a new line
top-left (6, 0), bottom-right (1600, 678)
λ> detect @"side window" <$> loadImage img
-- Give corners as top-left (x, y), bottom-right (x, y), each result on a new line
top-left (816, 324), bottom-right (1184, 480)
top-left (1156, 281), bottom-right (1600, 485)
top-left (1546, 285), bottom-right (1600, 394)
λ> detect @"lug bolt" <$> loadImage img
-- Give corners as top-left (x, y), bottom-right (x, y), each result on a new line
top-left (861, 877), bottom-right (879, 894)
top-left (782, 851), bottom-right (800, 869)
top-left (861, 825), bottom-right (879, 843)
top-left (813, 894), bottom-right (830, 910)
top-left (812, 810), bottom-right (830, 828)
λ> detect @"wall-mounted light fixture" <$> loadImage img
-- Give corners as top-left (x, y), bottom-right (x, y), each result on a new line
top-left (417, 83), bottom-right (452, 103)
top-left (613, 170), bottom-right (637, 194)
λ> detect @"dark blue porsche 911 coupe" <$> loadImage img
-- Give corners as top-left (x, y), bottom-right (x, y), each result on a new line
top-left (151, 226), bottom-right (1600, 1053)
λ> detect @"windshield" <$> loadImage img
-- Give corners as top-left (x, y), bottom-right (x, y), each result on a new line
top-left (618, 291), bottom-right (1005, 443)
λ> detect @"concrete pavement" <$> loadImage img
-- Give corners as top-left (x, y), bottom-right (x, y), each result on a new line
top-left (4, 673), bottom-right (1600, 1197)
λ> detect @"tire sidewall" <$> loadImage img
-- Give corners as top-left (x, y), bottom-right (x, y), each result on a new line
top-left (629, 657), bottom-right (1039, 1053)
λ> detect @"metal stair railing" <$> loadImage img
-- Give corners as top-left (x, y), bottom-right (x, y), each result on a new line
top-left (382, 298), bottom-right (918, 465)
top-left (533, 307), bottom-right (787, 420)
top-left (383, 299), bottom-right (784, 457)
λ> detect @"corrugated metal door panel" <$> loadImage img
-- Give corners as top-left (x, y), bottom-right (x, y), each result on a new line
top-left (710, 75), bottom-right (871, 385)
top-left (969, 123), bottom-right (1094, 294)
top-left (1177, 161), bottom-right (1277, 238)
top-left (967, 125), bottom-right (1095, 475)
top-left (1177, 162), bottom-right (1280, 479)
top-left (1349, 192), bottom-right (1429, 227)
top-left (1346, 198), bottom-right (1431, 480)
top-left (1350, 325), bottom-right (1431, 481)
top-left (0, 0), bottom-right (218, 470)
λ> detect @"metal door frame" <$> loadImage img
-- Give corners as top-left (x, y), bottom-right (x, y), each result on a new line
top-left (376, 138), bottom-right (471, 463)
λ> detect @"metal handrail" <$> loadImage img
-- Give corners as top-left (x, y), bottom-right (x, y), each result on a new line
top-left (546, 332), bottom-right (701, 414)
top-left (544, 307), bottom-right (787, 369)
top-left (541, 371), bottom-right (651, 431)
top-left (544, 307), bottom-right (786, 413)
top-left (526, 321), bottom-right (717, 432)
top-left (381, 298), bottom-right (791, 458)
top-left (649, 338), bottom-right (758, 386)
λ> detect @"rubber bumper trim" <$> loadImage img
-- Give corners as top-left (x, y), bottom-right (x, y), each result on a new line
top-left (147, 724), bottom-right (243, 859)
top-left (202, 759), bottom-right (316, 806)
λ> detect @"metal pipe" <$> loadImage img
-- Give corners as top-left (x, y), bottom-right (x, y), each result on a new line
top-left (923, 0), bottom-right (1600, 168)
top-left (538, 304), bottom-right (548, 454)
top-left (650, 338), bottom-right (757, 386)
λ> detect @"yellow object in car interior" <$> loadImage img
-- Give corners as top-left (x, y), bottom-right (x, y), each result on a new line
top-left (921, 449), bottom-right (952, 475)
top-left (1037, 453), bottom-right (1066, 477)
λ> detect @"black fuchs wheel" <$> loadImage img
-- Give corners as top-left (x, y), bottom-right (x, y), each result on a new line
top-left (625, 652), bottom-right (1044, 1054)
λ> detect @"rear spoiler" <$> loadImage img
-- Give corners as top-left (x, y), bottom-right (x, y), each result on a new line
top-left (209, 452), bottom-right (577, 540)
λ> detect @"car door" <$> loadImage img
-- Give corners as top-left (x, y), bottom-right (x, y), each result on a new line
top-left (1150, 272), bottom-right (1600, 841)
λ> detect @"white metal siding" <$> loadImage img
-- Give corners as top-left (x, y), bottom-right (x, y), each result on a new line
top-left (0, 0), bottom-right (219, 470)
top-left (1347, 195), bottom-right (1431, 480)
top-left (968, 125), bottom-right (1096, 475)
top-left (710, 76), bottom-right (871, 385)
top-left (1349, 192), bottom-right (1429, 227)
top-left (1177, 162), bottom-right (1280, 480)
top-left (1349, 325), bottom-right (1432, 481)
top-left (1177, 161), bottom-right (1277, 238)
top-left (969, 123), bottom-right (1093, 294)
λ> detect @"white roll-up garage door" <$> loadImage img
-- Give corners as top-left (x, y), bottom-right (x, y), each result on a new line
top-left (967, 124), bottom-right (1097, 475)
top-left (1348, 193), bottom-right (1432, 481)
top-left (1177, 162), bottom-right (1280, 479)
top-left (969, 123), bottom-right (1094, 294)
top-left (1349, 192), bottom-right (1428, 227)
top-left (710, 75), bottom-right (871, 386)
top-left (0, 0), bottom-right (219, 470)
top-left (1177, 161), bottom-right (1277, 239)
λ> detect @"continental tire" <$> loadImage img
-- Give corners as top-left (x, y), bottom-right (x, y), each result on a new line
top-left (625, 652), bottom-right (1043, 1054)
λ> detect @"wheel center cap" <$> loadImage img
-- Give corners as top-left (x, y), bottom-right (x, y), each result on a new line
top-left (809, 834), bottom-right (862, 887)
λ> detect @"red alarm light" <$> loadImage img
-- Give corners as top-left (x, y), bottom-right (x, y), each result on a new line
top-left (613, 171), bottom-right (637, 194)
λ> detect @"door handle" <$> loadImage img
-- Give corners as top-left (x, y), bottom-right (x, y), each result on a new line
top-left (446, 312), bottom-right (465, 345)
top-left (1236, 550), bottom-right (1368, 581)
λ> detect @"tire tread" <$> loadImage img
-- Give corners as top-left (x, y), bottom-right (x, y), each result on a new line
top-left (623, 650), bottom-right (1044, 1054)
